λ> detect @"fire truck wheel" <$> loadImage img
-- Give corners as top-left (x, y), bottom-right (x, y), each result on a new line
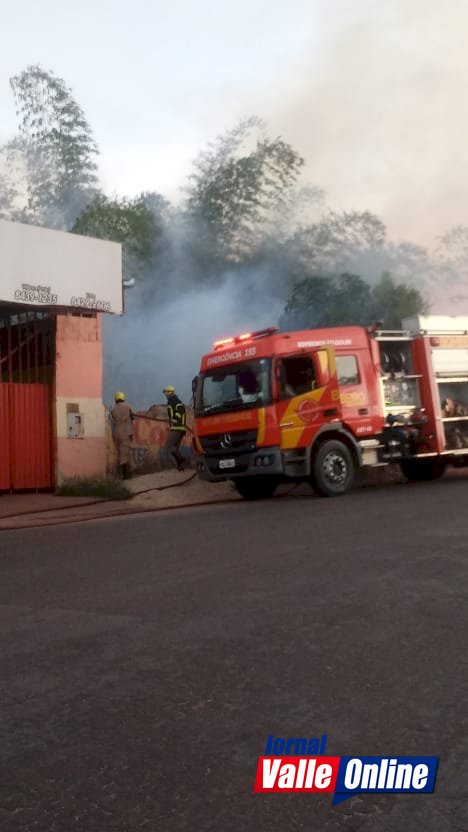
top-left (234, 477), bottom-right (277, 500)
top-left (313, 440), bottom-right (355, 497)
top-left (400, 459), bottom-right (446, 482)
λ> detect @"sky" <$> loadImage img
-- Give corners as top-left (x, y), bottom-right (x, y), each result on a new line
top-left (1, 0), bottom-right (468, 247)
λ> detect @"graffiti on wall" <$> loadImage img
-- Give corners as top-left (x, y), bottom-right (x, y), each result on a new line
top-left (106, 405), bottom-right (193, 473)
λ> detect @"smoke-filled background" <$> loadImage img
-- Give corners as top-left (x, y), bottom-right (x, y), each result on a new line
top-left (268, 0), bottom-right (468, 246)
top-left (1, 0), bottom-right (468, 406)
top-left (104, 273), bottom-right (286, 406)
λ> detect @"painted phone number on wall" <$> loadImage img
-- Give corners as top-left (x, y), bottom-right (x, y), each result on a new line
top-left (70, 296), bottom-right (112, 311)
top-left (14, 288), bottom-right (58, 304)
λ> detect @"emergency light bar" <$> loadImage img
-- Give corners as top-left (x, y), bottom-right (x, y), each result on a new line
top-left (213, 327), bottom-right (278, 349)
top-left (213, 337), bottom-right (235, 348)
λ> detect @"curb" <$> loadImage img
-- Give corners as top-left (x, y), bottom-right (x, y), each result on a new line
top-left (0, 471), bottom-right (202, 530)
top-left (0, 496), bottom-right (242, 531)
top-left (0, 497), bottom-right (109, 521)
top-left (0, 472), bottom-right (198, 521)
top-left (0, 482), bottom-right (314, 531)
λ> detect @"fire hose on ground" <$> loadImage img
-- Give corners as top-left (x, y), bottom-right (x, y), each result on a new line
top-left (129, 414), bottom-right (197, 495)
top-left (130, 416), bottom-right (308, 498)
top-left (0, 421), bottom-right (307, 522)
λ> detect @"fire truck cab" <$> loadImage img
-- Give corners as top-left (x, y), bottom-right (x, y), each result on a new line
top-left (192, 317), bottom-right (468, 499)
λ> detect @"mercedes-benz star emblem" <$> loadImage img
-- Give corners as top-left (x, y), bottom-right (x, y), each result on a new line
top-left (220, 433), bottom-right (233, 449)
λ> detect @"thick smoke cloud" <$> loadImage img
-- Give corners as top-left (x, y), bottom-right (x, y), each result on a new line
top-left (266, 0), bottom-right (468, 246)
top-left (102, 214), bottom-right (468, 408)
top-left (103, 271), bottom-right (284, 409)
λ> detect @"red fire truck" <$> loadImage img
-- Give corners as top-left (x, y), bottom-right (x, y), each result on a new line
top-left (192, 315), bottom-right (468, 499)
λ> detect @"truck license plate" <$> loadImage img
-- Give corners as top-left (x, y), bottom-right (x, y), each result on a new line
top-left (219, 458), bottom-right (235, 469)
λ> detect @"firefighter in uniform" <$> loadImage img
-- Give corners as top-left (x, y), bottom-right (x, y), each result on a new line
top-left (163, 385), bottom-right (187, 470)
top-left (111, 392), bottom-right (135, 479)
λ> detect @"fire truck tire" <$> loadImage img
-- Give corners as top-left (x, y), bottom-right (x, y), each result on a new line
top-left (234, 477), bottom-right (277, 500)
top-left (313, 440), bottom-right (355, 497)
top-left (400, 459), bottom-right (446, 482)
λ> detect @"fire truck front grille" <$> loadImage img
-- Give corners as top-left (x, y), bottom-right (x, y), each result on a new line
top-left (200, 429), bottom-right (257, 456)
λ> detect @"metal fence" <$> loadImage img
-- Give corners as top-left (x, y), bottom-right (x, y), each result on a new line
top-left (0, 309), bottom-right (54, 490)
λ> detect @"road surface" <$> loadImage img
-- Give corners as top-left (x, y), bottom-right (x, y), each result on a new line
top-left (1, 477), bottom-right (467, 830)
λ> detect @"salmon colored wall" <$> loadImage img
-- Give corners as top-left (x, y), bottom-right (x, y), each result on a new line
top-left (56, 437), bottom-right (107, 481)
top-left (54, 313), bottom-right (107, 483)
top-left (55, 314), bottom-right (102, 398)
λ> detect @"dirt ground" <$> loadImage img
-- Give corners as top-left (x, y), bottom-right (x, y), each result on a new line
top-left (126, 468), bottom-right (240, 509)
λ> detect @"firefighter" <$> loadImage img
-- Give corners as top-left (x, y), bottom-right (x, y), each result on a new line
top-left (111, 392), bottom-right (135, 479)
top-left (163, 385), bottom-right (187, 470)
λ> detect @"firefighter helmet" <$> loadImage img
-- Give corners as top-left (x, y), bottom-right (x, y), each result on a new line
top-left (114, 391), bottom-right (126, 402)
top-left (163, 385), bottom-right (176, 396)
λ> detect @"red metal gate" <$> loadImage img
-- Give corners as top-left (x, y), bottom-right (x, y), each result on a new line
top-left (11, 384), bottom-right (52, 488)
top-left (0, 311), bottom-right (54, 490)
top-left (0, 383), bottom-right (10, 489)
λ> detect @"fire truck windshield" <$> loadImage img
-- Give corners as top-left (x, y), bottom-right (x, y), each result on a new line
top-left (195, 359), bottom-right (272, 416)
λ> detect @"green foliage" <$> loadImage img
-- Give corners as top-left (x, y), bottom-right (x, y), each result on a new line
top-left (56, 475), bottom-right (131, 500)
top-left (285, 210), bottom-right (386, 270)
top-left (433, 226), bottom-right (468, 303)
top-left (0, 64), bottom-right (439, 318)
top-left (0, 164), bottom-right (17, 219)
top-left (185, 117), bottom-right (304, 261)
top-left (9, 64), bottom-right (99, 228)
top-left (372, 273), bottom-right (429, 329)
top-left (72, 193), bottom-right (163, 282)
top-left (281, 271), bottom-right (428, 331)
top-left (280, 273), bottom-right (374, 330)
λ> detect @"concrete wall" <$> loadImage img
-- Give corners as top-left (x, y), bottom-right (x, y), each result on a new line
top-left (54, 313), bottom-right (107, 483)
top-left (54, 312), bottom-right (193, 482)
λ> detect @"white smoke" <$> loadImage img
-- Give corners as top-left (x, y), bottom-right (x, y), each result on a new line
top-left (265, 0), bottom-right (468, 247)
top-left (102, 270), bottom-right (284, 408)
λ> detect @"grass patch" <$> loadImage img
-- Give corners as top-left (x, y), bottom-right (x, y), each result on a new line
top-left (55, 475), bottom-right (132, 501)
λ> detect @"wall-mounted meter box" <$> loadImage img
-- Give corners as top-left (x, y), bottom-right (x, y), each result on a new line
top-left (67, 403), bottom-right (84, 438)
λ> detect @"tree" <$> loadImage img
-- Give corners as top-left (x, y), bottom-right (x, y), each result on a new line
top-left (284, 211), bottom-right (387, 274)
top-left (436, 226), bottom-right (468, 267)
top-left (280, 271), bottom-right (427, 331)
top-left (185, 117), bottom-right (304, 262)
top-left (9, 64), bottom-right (99, 228)
top-left (371, 273), bottom-right (428, 329)
top-left (72, 193), bottom-right (164, 284)
top-left (280, 273), bottom-right (373, 330)
top-left (0, 151), bottom-right (18, 220)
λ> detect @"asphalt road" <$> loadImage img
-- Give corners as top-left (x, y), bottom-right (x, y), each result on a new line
top-left (1, 477), bottom-right (467, 831)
